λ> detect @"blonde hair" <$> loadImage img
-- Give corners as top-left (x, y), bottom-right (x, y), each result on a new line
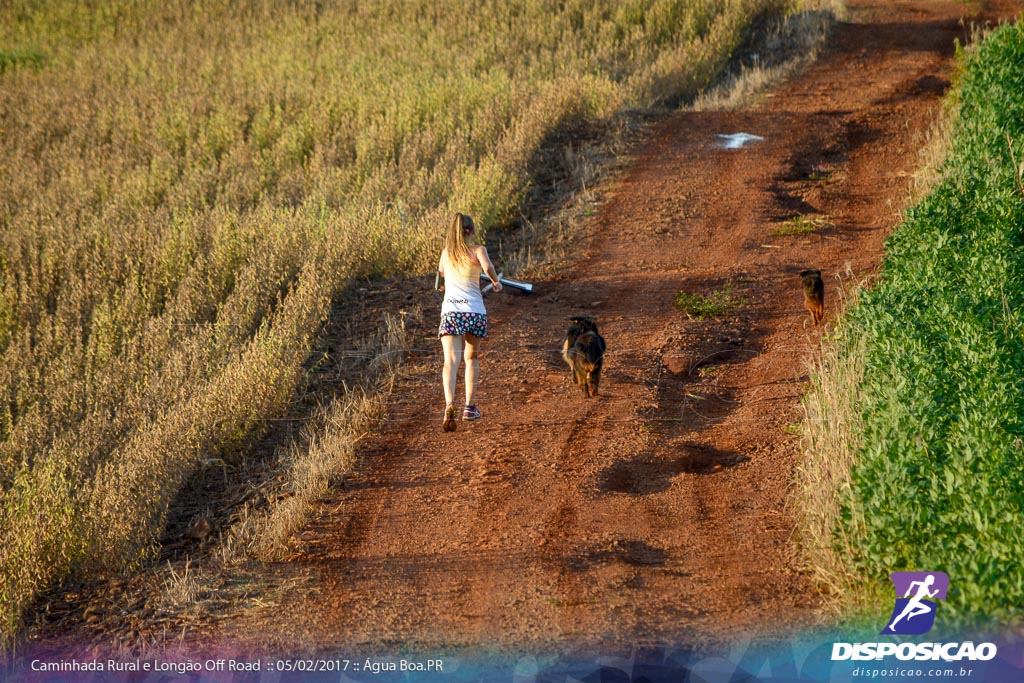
top-left (444, 212), bottom-right (476, 270)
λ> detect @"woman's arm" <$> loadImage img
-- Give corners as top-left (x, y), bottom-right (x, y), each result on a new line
top-left (476, 246), bottom-right (502, 292)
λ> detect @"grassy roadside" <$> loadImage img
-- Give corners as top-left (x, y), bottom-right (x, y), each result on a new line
top-left (798, 22), bottom-right (1024, 628)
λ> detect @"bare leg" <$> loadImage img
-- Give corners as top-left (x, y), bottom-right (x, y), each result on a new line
top-left (441, 334), bottom-right (464, 406)
top-left (889, 600), bottom-right (928, 630)
top-left (464, 334), bottom-right (480, 406)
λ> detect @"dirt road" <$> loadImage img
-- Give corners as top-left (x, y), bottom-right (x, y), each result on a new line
top-left (194, 0), bottom-right (1024, 657)
top-left (203, 0), bottom-right (1024, 655)
top-left (194, 0), bottom-right (1023, 657)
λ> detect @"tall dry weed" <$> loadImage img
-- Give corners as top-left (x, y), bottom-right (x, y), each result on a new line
top-left (795, 306), bottom-right (868, 601)
top-left (238, 313), bottom-right (409, 561)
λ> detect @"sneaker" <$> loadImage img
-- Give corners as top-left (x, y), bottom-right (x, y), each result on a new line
top-left (442, 404), bottom-right (458, 432)
top-left (462, 405), bottom-right (482, 421)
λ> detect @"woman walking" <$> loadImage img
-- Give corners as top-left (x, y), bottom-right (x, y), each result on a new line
top-left (437, 213), bottom-right (502, 431)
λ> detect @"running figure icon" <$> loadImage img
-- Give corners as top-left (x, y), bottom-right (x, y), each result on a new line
top-left (882, 571), bottom-right (949, 635)
top-left (887, 575), bottom-right (938, 631)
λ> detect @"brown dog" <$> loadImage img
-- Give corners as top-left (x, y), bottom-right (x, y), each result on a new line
top-left (800, 269), bottom-right (825, 324)
top-left (562, 317), bottom-right (606, 398)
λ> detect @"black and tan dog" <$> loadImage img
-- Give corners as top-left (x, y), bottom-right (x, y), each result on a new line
top-left (562, 316), bottom-right (606, 398)
top-left (800, 269), bottom-right (825, 325)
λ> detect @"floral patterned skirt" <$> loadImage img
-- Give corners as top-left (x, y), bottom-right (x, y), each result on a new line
top-left (438, 311), bottom-right (488, 338)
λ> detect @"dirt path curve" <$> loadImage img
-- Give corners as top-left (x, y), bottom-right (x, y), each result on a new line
top-left (216, 0), bottom-right (1022, 656)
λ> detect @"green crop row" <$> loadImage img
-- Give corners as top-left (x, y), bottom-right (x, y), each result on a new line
top-left (801, 22), bottom-right (1024, 629)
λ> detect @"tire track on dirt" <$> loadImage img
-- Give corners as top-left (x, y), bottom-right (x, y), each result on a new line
top-left (205, 0), bottom-right (1024, 656)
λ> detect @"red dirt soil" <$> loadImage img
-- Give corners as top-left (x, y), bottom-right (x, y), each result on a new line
top-left (201, 0), bottom-right (1023, 657)
top-left (25, 0), bottom-right (1024, 660)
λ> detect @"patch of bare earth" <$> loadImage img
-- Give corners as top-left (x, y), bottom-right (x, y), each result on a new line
top-left (23, 0), bottom-right (1024, 661)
